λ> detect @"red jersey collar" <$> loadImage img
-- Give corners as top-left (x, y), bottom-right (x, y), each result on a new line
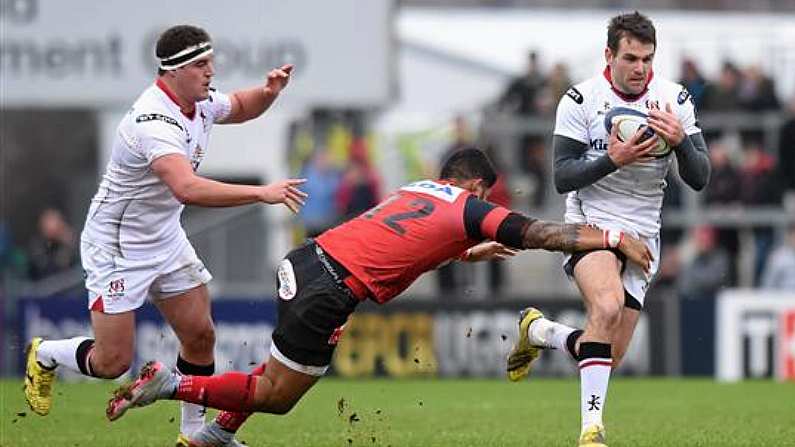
top-left (602, 66), bottom-right (653, 102)
top-left (155, 78), bottom-right (196, 119)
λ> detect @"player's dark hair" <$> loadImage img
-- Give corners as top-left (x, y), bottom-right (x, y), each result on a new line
top-left (439, 148), bottom-right (498, 188)
top-left (607, 11), bottom-right (656, 53)
top-left (156, 25), bottom-right (211, 75)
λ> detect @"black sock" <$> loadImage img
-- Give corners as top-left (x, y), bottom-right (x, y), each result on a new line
top-left (577, 341), bottom-right (612, 362)
top-left (75, 339), bottom-right (97, 377)
top-left (565, 329), bottom-right (584, 361)
top-left (176, 355), bottom-right (214, 376)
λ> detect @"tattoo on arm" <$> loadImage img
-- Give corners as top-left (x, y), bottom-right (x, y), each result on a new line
top-left (521, 219), bottom-right (583, 252)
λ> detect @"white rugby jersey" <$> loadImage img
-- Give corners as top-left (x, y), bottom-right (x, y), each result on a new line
top-left (82, 80), bottom-right (232, 258)
top-left (554, 69), bottom-right (700, 237)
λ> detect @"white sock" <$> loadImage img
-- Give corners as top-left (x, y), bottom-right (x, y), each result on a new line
top-left (528, 318), bottom-right (575, 350)
top-left (578, 342), bottom-right (613, 431)
top-left (176, 358), bottom-right (213, 436)
top-left (180, 402), bottom-right (207, 437)
top-left (36, 337), bottom-right (92, 371)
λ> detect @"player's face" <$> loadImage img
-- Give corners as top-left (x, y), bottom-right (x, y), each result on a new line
top-left (175, 54), bottom-right (215, 102)
top-left (605, 37), bottom-right (655, 95)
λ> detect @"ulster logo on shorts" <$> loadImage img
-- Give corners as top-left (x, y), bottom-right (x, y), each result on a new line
top-left (277, 259), bottom-right (297, 300)
top-left (107, 278), bottom-right (125, 298)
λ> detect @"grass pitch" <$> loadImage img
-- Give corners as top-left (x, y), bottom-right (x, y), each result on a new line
top-left (1, 377), bottom-right (793, 446)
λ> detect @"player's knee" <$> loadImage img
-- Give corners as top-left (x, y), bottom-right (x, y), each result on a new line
top-left (184, 325), bottom-right (216, 355)
top-left (92, 352), bottom-right (132, 379)
top-left (266, 397), bottom-right (298, 415)
top-left (589, 299), bottom-right (623, 329)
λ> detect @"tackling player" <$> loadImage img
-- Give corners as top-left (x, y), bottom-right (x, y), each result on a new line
top-left (506, 11), bottom-right (710, 447)
top-left (23, 24), bottom-right (307, 446)
top-left (104, 148), bottom-right (653, 447)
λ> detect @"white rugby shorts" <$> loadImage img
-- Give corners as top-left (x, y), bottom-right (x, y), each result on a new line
top-left (563, 233), bottom-right (660, 308)
top-left (81, 241), bottom-right (212, 314)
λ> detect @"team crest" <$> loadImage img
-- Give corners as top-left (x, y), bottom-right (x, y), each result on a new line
top-left (191, 145), bottom-right (205, 171)
top-left (107, 278), bottom-right (125, 298)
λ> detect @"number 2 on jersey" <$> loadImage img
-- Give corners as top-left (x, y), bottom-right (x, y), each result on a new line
top-left (364, 195), bottom-right (435, 235)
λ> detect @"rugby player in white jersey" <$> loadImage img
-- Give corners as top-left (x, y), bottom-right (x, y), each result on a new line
top-left (23, 24), bottom-right (307, 446)
top-left (506, 12), bottom-right (710, 447)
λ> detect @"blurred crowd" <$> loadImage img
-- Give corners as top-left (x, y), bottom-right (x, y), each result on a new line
top-left (1, 208), bottom-right (79, 283)
top-left (287, 112), bottom-right (384, 240)
top-left (3, 54), bottom-right (793, 302)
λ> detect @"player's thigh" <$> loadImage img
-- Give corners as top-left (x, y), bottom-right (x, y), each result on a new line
top-left (573, 250), bottom-right (625, 310)
top-left (151, 243), bottom-right (214, 347)
top-left (90, 310), bottom-right (136, 369)
top-left (256, 354), bottom-right (320, 414)
top-left (153, 284), bottom-right (214, 347)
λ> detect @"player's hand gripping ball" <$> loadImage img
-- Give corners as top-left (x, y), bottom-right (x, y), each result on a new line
top-left (604, 106), bottom-right (672, 157)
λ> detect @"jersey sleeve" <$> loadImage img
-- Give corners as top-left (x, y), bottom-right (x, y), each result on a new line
top-left (128, 115), bottom-right (186, 165)
top-left (674, 85), bottom-right (701, 136)
top-left (206, 88), bottom-right (232, 123)
top-left (553, 86), bottom-right (589, 144)
top-left (462, 195), bottom-right (511, 241)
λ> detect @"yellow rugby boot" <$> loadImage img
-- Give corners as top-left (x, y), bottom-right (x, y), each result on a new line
top-left (578, 423), bottom-right (607, 447)
top-left (506, 307), bottom-right (544, 382)
top-left (23, 337), bottom-right (57, 416)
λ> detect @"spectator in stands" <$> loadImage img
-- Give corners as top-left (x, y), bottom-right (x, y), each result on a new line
top-left (677, 225), bottom-right (730, 300)
top-left (778, 95), bottom-right (795, 195)
top-left (679, 58), bottom-right (708, 109)
top-left (26, 208), bottom-right (78, 281)
top-left (537, 62), bottom-right (571, 116)
top-left (761, 223), bottom-right (795, 290)
top-left (705, 140), bottom-right (741, 205)
top-left (335, 138), bottom-right (381, 222)
top-left (299, 150), bottom-right (341, 237)
top-left (439, 115), bottom-right (474, 165)
top-left (497, 50), bottom-right (545, 116)
top-left (701, 61), bottom-right (742, 111)
top-left (496, 51), bottom-right (549, 208)
top-left (704, 139), bottom-right (741, 285)
top-left (738, 65), bottom-right (780, 111)
top-left (739, 132), bottom-right (784, 284)
top-left (0, 221), bottom-right (26, 279)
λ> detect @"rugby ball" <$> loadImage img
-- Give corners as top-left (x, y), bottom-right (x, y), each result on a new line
top-left (604, 107), bottom-right (671, 157)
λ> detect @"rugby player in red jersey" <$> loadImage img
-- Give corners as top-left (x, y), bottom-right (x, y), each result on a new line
top-left (105, 148), bottom-right (652, 447)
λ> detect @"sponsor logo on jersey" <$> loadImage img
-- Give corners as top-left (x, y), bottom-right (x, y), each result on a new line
top-left (401, 180), bottom-right (464, 203)
top-left (566, 86), bottom-right (584, 104)
top-left (645, 99), bottom-right (660, 110)
top-left (135, 113), bottom-right (183, 131)
top-left (277, 259), bottom-right (297, 300)
top-left (590, 138), bottom-right (608, 152)
top-left (677, 88), bottom-right (691, 105)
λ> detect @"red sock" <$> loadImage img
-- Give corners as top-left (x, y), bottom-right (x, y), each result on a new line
top-left (175, 372), bottom-right (257, 412)
top-left (215, 362), bottom-right (267, 432)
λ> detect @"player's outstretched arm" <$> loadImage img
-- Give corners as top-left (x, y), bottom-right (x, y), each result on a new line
top-left (152, 154), bottom-right (307, 211)
top-left (521, 220), bottom-right (652, 272)
top-left (222, 64), bottom-right (294, 124)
